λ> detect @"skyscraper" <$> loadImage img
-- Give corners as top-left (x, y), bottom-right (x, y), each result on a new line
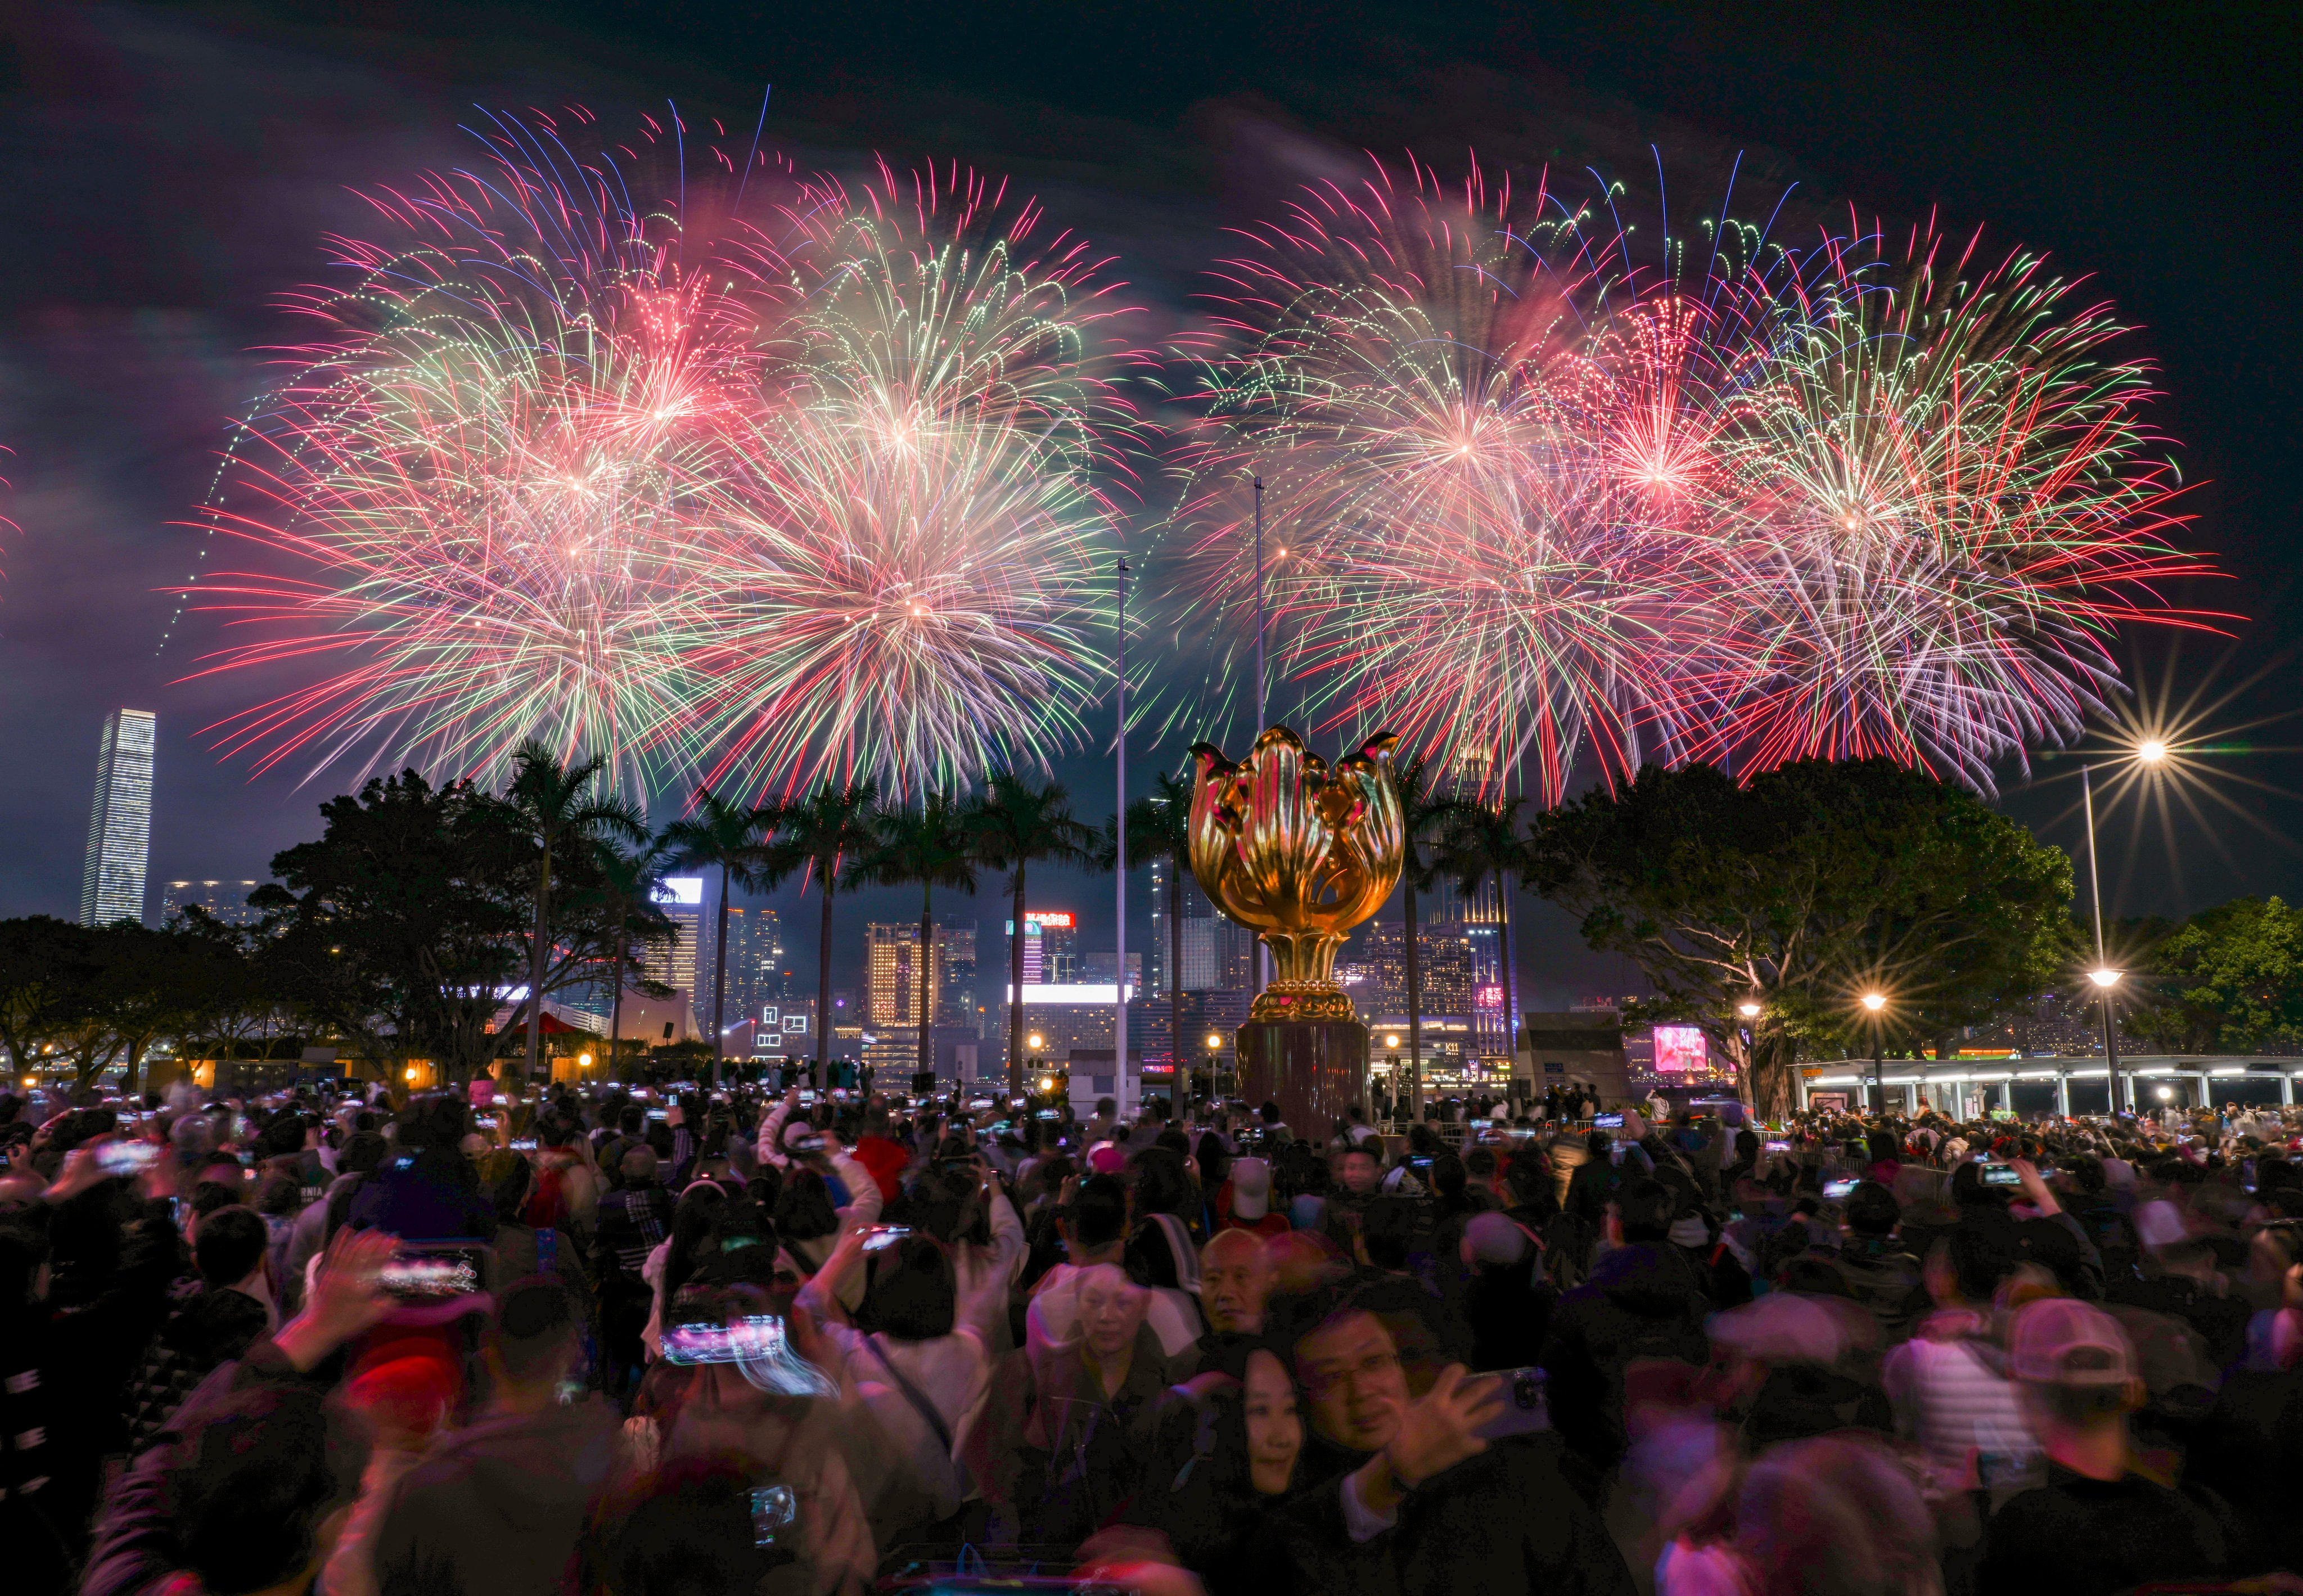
top-left (160, 879), bottom-right (263, 928)
top-left (81, 708), bottom-right (156, 928)
top-left (643, 877), bottom-right (704, 999)
top-left (867, 922), bottom-right (945, 1030)
top-left (721, 905), bottom-right (784, 1025)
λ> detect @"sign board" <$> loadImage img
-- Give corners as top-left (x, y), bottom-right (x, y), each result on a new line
top-left (1653, 1025), bottom-right (1707, 1074)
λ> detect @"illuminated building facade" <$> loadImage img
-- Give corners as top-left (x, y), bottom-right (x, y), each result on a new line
top-left (82, 708), bottom-right (156, 928)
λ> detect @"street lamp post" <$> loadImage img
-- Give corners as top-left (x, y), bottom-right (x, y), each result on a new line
top-left (2081, 743), bottom-right (2166, 1115)
top-left (1115, 555), bottom-right (1128, 1115)
top-left (1861, 991), bottom-right (1887, 1114)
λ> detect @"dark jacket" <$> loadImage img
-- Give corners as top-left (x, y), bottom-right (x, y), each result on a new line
top-left (372, 1400), bottom-right (623, 1596)
top-left (82, 1338), bottom-right (349, 1596)
top-left (2192, 1364), bottom-right (2303, 1574)
top-left (1540, 1242), bottom-right (1711, 1468)
top-left (1277, 1433), bottom-right (1635, 1596)
top-left (120, 1281), bottom-right (272, 1454)
top-left (347, 1149), bottom-right (495, 1243)
top-left (1974, 1463), bottom-right (2238, 1596)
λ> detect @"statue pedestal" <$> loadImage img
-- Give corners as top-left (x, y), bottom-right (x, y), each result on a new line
top-left (1236, 1017), bottom-right (1368, 1139)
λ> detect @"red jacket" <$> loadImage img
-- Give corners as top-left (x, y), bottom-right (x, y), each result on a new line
top-left (850, 1135), bottom-right (911, 1203)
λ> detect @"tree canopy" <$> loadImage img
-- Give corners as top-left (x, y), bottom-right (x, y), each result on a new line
top-left (1525, 758), bottom-right (2077, 1116)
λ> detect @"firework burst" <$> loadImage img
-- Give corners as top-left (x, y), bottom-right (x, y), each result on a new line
top-left (183, 111), bottom-right (764, 792)
top-left (1700, 219), bottom-right (2215, 790)
top-left (687, 161), bottom-right (1140, 797)
top-left (1168, 158), bottom-right (1718, 800)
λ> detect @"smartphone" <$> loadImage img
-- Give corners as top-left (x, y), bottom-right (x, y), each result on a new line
top-left (511, 1138), bottom-right (538, 1151)
top-left (646, 1109), bottom-right (668, 1121)
top-left (1593, 1113), bottom-right (1625, 1130)
top-left (379, 1248), bottom-right (484, 1300)
top-left (862, 1225), bottom-right (912, 1253)
top-left (1475, 1367), bottom-right (1550, 1439)
top-left (1036, 1109), bottom-right (1060, 1120)
top-left (475, 1115), bottom-right (498, 1129)
top-left (96, 1141), bottom-right (161, 1176)
top-left (1764, 1140), bottom-right (1791, 1153)
top-left (1978, 1160), bottom-right (2025, 1187)
top-left (751, 1484), bottom-right (798, 1548)
top-left (968, 1098), bottom-right (993, 1111)
top-left (1822, 1178), bottom-right (1861, 1201)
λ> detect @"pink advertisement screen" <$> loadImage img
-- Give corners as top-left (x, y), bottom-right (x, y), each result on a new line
top-left (1653, 1025), bottom-right (1707, 1074)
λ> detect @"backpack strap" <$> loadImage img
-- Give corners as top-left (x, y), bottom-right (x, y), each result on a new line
top-left (863, 1335), bottom-right (956, 1459)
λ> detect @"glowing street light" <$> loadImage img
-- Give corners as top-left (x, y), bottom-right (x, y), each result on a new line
top-left (2079, 741), bottom-right (2166, 1113)
top-left (1861, 992), bottom-right (1887, 1012)
top-left (1738, 1001), bottom-right (1761, 1019)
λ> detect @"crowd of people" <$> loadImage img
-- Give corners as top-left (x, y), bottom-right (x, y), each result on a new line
top-left (2, 1070), bottom-right (2300, 1596)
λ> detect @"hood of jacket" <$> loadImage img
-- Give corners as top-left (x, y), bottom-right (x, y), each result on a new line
top-left (159, 1280), bottom-right (272, 1364)
top-left (412, 1399), bottom-right (621, 1536)
top-left (1583, 1242), bottom-right (1705, 1316)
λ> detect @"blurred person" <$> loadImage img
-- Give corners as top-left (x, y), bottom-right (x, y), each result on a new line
top-left (320, 1352), bottom-right (457, 1596)
top-left (797, 1226), bottom-right (991, 1544)
top-left (596, 1146), bottom-right (675, 1396)
top-left (1655, 1433), bottom-right (1941, 1596)
top-left (1831, 1180), bottom-right (1926, 1344)
top-left (1001, 1264), bottom-right (1182, 1547)
top-left (1541, 1178), bottom-right (1714, 1472)
top-left (280, 1131), bottom-right (389, 1314)
top-left (1883, 1223), bottom-right (2039, 1500)
top-left (1459, 1211), bottom-right (1551, 1373)
top-left (348, 1098), bottom-right (493, 1242)
top-left (642, 1287), bottom-right (877, 1595)
top-left (2188, 1219), bottom-right (2303, 1575)
top-left (371, 1277), bottom-right (619, 1596)
top-left (83, 1229), bottom-right (405, 1596)
top-left (1214, 1155), bottom-right (1287, 1238)
top-left (122, 1204), bottom-right (276, 1454)
top-left (1974, 1298), bottom-right (2238, 1596)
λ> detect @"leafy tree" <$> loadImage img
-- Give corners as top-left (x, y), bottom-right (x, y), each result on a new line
top-left (1525, 759), bottom-right (2075, 1118)
top-left (868, 792), bottom-right (980, 1085)
top-left (0, 917), bottom-right (97, 1077)
top-left (1434, 794), bottom-right (1533, 1074)
top-left (967, 772), bottom-right (1093, 1094)
top-left (161, 907), bottom-right (289, 1064)
top-left (663, 790), bottom-right (775, 1085)
top-left (578, 840), bottom-right (678, 1074)
top-left (255, 771), bottom-right (533, 1081)
top-left (760, 782), bottom-right (880, 1086)
top-left (2124, 896), bottom-right (2303, 1053)
top-left (1389, 755), bottom-right (1466, 1119)
top-left (502, 742), bottom-right (648, 1082)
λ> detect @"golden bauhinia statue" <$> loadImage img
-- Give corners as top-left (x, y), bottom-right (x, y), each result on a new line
top-left (1187, 727), bottom-right (1404, 1024)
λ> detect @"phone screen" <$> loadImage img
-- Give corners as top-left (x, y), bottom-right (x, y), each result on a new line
top-left (1822, 1178), bottom-right (1860, 1200)
top-left (1979, 1161), bottom-right (2025, 1187)
top-left (379, 1248), bottom-right (484, 1299)
top-left (1592, 1113), bottom-right (1625, 1130)
top-left (1475, 1368), bottom-right (1549, 1439)
top-left (96, 1141), bottom-right (160, 1176)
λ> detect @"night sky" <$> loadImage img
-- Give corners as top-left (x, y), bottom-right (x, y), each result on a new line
top-left (0, 1), bottom-right (2296, 1000)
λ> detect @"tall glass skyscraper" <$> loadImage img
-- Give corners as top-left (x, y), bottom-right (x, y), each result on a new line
top-left (81, 708), bottom-right (156, 928)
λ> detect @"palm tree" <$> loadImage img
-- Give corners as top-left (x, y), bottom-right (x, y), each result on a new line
top-left (1390, 755), bottom-right (1466, 1123)
top-left (760, 781), bottom-right (880, 1087)
top-left (503, 741), bottom-right (647, 1082)
top-left (1435, 794), bottom-right (1531, 1085)
top-left (588, 837), bottom-right (674, 1076)
top-left (967, 772), bottom-right (1094, 1094)
top-left (867, 792), bottom-right (980, 1086)
top-left (662, 790), bottom-right (776, 1087)
top-left (1106, 769), bottom-right (1193, 1090)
